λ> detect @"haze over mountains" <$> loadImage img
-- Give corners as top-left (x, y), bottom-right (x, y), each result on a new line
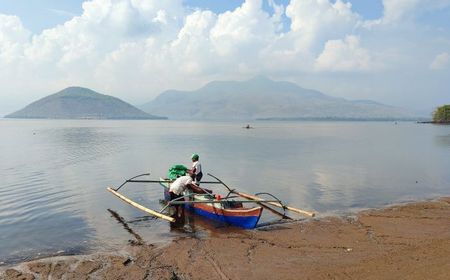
top-left (141, 76), bottom-right (421, 120)
top-left (4, 77), bottom-right (423, 121)
top-left (5, 87), bottom-right (165, 120)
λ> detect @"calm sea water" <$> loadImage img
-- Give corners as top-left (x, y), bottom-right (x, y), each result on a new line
top-left (1, 119), bottom-right (449, 264)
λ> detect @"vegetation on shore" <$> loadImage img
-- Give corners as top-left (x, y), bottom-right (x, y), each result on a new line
top-left (432, 105), bottom-right (450, 123)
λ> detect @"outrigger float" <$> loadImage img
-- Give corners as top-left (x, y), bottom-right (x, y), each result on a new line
top-left (107, 173), bottom-right (315, 229)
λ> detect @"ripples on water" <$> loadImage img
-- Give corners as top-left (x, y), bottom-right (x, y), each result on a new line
top-left (0, 120), bottom-right (449, 264)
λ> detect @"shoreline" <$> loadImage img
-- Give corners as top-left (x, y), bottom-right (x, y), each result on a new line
top-left (2, 197), bottom-right (450, 280)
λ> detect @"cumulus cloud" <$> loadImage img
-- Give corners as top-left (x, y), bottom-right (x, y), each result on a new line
top-left (0, 0), bottom-right (449, 114)
top-left (286, 0), bottom-right (361, 51)
top-left (315, 36), bottom-right (372, 71)
top-left (430, 52), bottom-right (450, 70)
top-left (0, 15), bottom-right (30, 43)
top-left (0, 15), bottom-right (30, 62)
top-left (365, 0), bottom-right (450, 26)
top-left (381, 0), bottom-right (420, 23)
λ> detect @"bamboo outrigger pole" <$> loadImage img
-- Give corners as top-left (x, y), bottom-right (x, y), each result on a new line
top-left (236, 192), bottom-right (315, 217)
top-left (207, 173), bottom-right (315, 217)
top-left (107, 187), bottom-right (175, 222)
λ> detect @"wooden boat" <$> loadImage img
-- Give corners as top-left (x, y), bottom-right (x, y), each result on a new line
top-left (159, 178), bottom-right (263, 229)
top-left (107, 173), bottom-right (314, 230)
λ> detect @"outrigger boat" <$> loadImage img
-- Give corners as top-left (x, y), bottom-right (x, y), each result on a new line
top-left (159, 178), bottom-right (263, 229)
top-left (107, 173), bottom-right (314, 229)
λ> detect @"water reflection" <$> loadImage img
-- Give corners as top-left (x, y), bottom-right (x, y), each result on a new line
top-left (0, 210), bottom-right (92, 265)
top-left (107, 209), bottom-right (144, 245)
top-left (43, 126), bottom-right (126, 168)
top-left (435, 134), bottom-right (450, 148)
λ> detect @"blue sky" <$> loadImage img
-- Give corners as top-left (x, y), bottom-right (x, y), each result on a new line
top-left (0, 0), bottom-right (449, 115)
top-left (0, 0), bottom-right (387, 34)
top-left (0, 0), bottom-right (83, 33)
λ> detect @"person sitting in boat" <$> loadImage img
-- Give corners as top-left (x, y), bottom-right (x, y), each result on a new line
top-left (190, 153), bottom-right (202, 184)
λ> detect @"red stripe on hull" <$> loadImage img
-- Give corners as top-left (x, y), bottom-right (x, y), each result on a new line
top-left (193, 203), bottom-right (262, 217)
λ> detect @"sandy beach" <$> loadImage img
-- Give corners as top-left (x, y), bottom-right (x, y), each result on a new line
top-left (1, 197), bottom-right (450, 280)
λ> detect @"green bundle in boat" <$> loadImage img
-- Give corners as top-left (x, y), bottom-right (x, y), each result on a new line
top-left (167, 165), bottom-right (188, 180)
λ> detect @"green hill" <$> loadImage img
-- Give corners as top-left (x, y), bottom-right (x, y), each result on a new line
top-left (5, 87), bottom-right (166, 120)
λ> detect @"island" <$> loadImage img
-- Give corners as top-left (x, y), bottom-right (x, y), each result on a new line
top-left (5, 87), bottom-right (166, 120)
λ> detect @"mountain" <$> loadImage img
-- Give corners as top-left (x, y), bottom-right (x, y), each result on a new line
top-left (5, 87), bottom-right (166, 120)
top-left (140, 76), bottom-right (420, 120)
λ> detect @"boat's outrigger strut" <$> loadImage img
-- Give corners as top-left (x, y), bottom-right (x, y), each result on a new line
top-left (159, 192), bottom-right (197, 213)
top-left (254, 192), bottom-right (288, 217)
top-left (115, 173), bottom-right (151, 191)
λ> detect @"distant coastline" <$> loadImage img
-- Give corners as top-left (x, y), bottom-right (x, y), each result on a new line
top-left (4, 115), bottom-right (167, 120)
top-left (257, 117), bottom-right (429, 122)
top-left (417, 121), bottom-right (450, 124)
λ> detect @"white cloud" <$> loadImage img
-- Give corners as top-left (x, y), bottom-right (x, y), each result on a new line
top-left (0, 15), bottom-right (30, 63)
top-left (381, 0), bottom-right (420, 23)
top-left (430, 52), bottom-right (450, 70)
top-left (366, 0), bottom-right (450, 26)
top-left (0, 15), bottom-right (30, 44)
top-left (315, 35), bottom-right (372, 71)
top-left (285, 0), bottom-right (361, 51)
top-left (210, 0), bottom-right (277, 58)
top-left (0, 0), bottom-right (449, 114)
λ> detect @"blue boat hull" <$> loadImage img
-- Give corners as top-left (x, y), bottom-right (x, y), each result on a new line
top-left (162, 183), bottom-right (262, 229)
top-left (186, 204), bottom-right (261, 229)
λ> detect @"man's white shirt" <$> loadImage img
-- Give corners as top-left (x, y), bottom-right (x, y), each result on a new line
top-left (192, 161), bottom-right (202, 175)
top-left (169, 175), bottom-right (193, 195)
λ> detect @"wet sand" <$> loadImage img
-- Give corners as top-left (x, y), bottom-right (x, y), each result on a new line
top-left (2, 197), bottom-right (450, 280)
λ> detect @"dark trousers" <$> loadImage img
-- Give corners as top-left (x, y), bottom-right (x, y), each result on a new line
top-left (195, 172), bottom-right (203, 184)
top-left (169, 191), bottom-right (183, 201)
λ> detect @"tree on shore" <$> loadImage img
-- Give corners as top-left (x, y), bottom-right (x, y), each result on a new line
top-left (433, 105), bottom-right (450, 123)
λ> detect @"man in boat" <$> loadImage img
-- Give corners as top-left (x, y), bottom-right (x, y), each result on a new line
top-left (190, 153), bottom-right (202, 184)
top-left (169, 171), bottom-right (204, 216)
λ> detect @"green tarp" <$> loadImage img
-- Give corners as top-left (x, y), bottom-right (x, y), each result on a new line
top-left (167, 164), bottom-right (188, 180)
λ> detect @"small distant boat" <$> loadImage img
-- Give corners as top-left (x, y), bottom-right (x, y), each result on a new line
top-left (107, 173), bottom-right (314, 229)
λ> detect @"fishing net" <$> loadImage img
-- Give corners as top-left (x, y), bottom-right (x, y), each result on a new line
top-left (167, 164), bottom-right (188, 180)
